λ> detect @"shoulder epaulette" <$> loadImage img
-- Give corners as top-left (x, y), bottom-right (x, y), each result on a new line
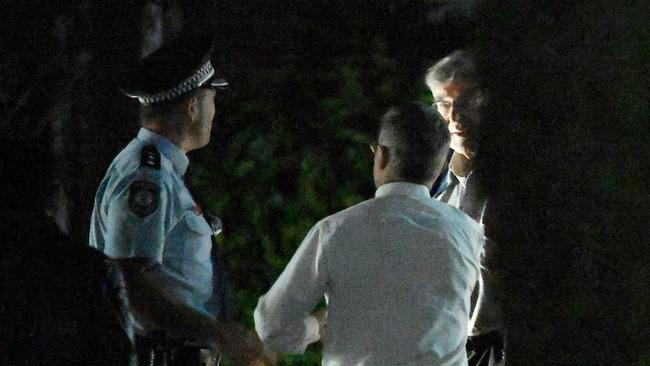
top-left (140, 144), bottom-right (161, 169)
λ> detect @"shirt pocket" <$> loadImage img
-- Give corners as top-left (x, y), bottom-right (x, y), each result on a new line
top-left (185, 211), bottom-right (214, 235)
top-left (181, 211), bottom-right (214, 262)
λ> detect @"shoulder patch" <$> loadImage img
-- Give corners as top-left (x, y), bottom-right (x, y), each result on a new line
top-left (128, 180), bottom-right (160, 217)
top-left (140, 144), bottom-right (160, 169)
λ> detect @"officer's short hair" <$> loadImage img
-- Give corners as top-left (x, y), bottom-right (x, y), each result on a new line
top-left (425, 50), bottom-right (476, 91)
top-left (379, 102), bottom-right (450, 184)
top-left (139, 88), bottom-right (201, 124)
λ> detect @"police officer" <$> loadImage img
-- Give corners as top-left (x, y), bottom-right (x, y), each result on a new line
top-left (89, 34), bottom-right (274, 366)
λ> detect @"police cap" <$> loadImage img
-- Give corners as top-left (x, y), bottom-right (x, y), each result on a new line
top-left (120, 33), bottom-right (228, 105)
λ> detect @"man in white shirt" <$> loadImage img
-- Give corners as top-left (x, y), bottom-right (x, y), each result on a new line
top-left (254, 102), bottom-right (484, 366)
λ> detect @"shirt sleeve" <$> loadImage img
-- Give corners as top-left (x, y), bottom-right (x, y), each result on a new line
top-left (103, 170), bottom-right (170, 262)
top-left (254, 223), bottom-right (329, 354)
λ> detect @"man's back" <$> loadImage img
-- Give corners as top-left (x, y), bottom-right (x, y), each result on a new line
top-left (323, 183), bottom-right (481, 365)
top-left (255, 182), bottom-right (483, 366)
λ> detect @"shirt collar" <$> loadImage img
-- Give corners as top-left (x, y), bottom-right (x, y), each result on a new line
top-left (375, 182), bottom-right (431, 200)
top-left (447, 168), bottom-right (474, 189)
top-left (137, 128), bottom-right (189, 176)
top-left (447, 169), bottom-right (461, 187)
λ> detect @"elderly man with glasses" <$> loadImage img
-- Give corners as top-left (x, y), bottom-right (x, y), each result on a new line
top-left (426, 50), bottom-right (505, 366)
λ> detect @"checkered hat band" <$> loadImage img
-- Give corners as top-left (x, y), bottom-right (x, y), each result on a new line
top-left (136, 61), bottom-right (214, 105)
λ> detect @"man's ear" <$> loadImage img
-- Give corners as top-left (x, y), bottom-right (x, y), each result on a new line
top-left (184, 95), bottom-right (199, 122)
top-left (378, 145), bottom-right (390, 170)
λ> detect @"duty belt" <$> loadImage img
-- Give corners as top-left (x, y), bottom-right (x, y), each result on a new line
top-left (135, 332), bottom-right (220, 366)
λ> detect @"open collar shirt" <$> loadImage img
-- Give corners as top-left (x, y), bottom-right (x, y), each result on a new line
top-left (254, 182), bottom-right (484, 366)
top-left (435, 168), bottom-right (486, 225)
top-left (435, 160), bottom-right (505, 335)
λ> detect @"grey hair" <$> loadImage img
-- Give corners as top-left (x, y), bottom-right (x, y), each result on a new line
top-left (425, 50), bottom-right (476, 90)
top-left (379, 102), bottom-right (450, 184)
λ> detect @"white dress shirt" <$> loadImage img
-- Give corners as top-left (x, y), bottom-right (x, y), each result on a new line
top-left (255, 182), bottom-right (484, 366)
top-left (435, 163), bottom-right (504, 335)
top-left (436, 170), bottom-right (485, 225)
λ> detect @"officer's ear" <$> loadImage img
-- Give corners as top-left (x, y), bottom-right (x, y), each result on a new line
top-left (184, 93), bottom-right (200, 122)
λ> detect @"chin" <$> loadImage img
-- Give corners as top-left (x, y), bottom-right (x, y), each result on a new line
top-left (197, 136), bottom-right (211, 149)
top-left (450, 138), bottom-right (465, 151)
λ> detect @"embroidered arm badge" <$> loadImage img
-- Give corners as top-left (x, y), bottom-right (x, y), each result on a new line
top-left (128, 180), bottom-right (160, 217)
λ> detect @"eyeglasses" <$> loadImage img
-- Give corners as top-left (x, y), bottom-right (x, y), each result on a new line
top-left (369, 143), bottom-right (387, 154)
top-left (433, 94), bottom-right (484, 115)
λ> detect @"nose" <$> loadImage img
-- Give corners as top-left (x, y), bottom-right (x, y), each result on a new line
top-left (449, 107), bottom-right (464, 126)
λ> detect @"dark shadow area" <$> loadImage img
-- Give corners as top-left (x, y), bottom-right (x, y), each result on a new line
top-left (473, 1), bottom-right (650, 364)
top-left (1, 0), bottom-right (648, 365)
top-left (0, 84), bottom-right (131, 364)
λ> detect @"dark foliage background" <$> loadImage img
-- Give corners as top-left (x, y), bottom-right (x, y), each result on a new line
top-left (1, 0), bottom-right (648, 365)
top-left (473, 2), bottom-right (650, 365)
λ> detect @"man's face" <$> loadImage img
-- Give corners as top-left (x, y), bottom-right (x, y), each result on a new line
top-left (372, 129), bottom-right (391, 189)
top-left (431, 78), bottom-right (482, 158)
top-left (193, 88), bottom-right (217, 148)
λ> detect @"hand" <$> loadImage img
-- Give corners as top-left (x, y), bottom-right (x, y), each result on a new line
top-left (311, 308), bottom-right (327, 343)
top-left (212, 320), bottom-right (279, 365)
top-left (245, 350), bottom-right (280, 366)
top-left (245, 344), bottom-right (281, 366)
top-left (259, 344), bottom-right (281, 366)
top-left (246, 359), bottom-right (269, 366)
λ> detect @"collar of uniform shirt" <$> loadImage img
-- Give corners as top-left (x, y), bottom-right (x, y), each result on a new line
top-left (137, 128), bottom-right (190, 176)
top-left (375, 181), bottom-right (431, 200)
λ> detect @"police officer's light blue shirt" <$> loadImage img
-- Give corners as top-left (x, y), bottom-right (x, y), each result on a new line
top-left (89, 128), bottom-right (217, 332)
